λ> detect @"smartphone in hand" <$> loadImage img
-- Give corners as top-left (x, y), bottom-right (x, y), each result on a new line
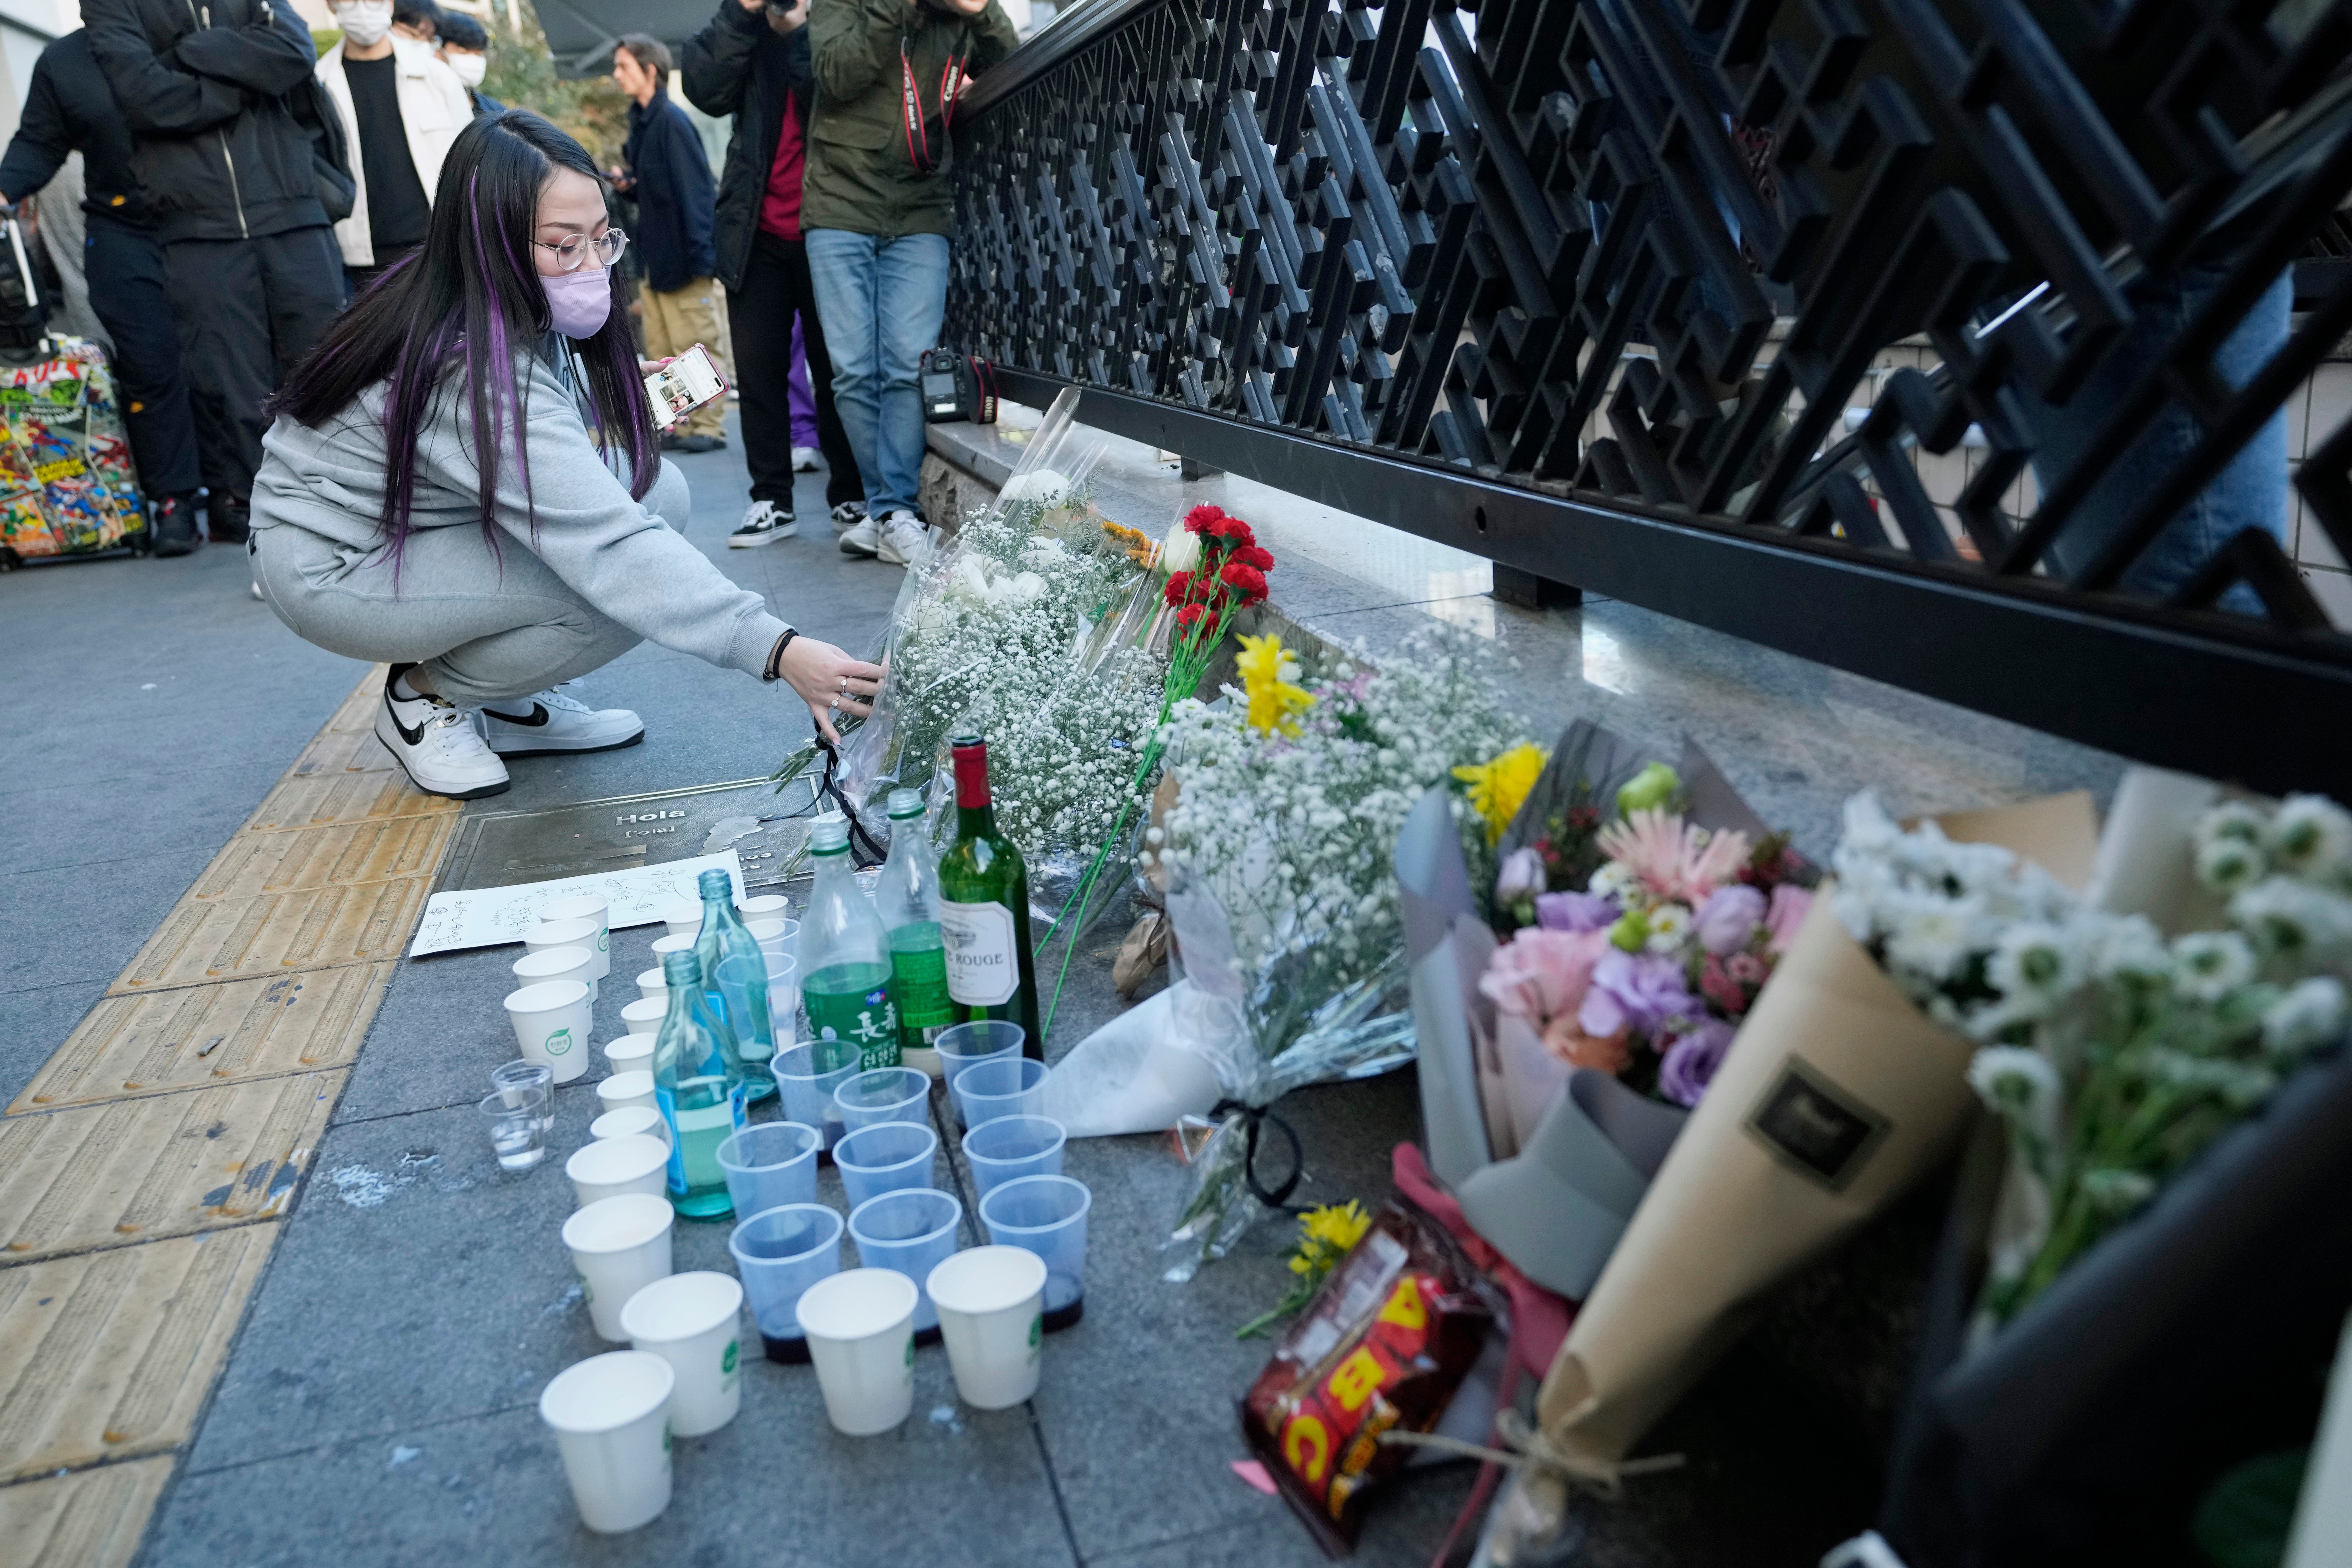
top-left (645, 344), bottom-right (728, 430)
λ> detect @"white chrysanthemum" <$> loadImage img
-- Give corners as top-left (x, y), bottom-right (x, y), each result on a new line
top-left (2267, 794), bottom-right (2352, 882)
top-left (1644, 903), bottom-right (1693, 953)
top-left (1589, 860), bottom-right (1637, 900)
top-left (1881, 891), bottom-right (1987, 984)
top-left (2194, 834), bottom-right (2267, 896)
top-left (2261, 976), bottom-right (2348, 1057)
top-left (997, 467), bottom-right (1071, 504)
top-left (2170, 931), bottom-right (2257, 1002)
top-left (2197, 799), bottom-right (2267, 850)
top-left (1967, 1045), bottom-right (2063, 1139)
top-left (2082, 913), bottom-right (2171, 982)
top-left (2229, 876), bottom-right (2352, 959)
top-left (1986, 921), bottom-right (2083, 1014)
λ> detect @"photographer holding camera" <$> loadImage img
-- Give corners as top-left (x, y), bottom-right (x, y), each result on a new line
top-left (802, 0), bottom-right (1017, 567)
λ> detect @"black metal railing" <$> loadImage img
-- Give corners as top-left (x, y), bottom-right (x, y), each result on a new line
top-left (944, 0), bottom-right (2352, 795)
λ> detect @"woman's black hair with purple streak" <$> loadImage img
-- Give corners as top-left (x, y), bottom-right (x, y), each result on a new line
top-left (269, 110), bottom-right (657, 565)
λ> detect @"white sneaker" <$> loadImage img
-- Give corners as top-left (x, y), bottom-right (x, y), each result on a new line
top-left (729, 499), bottom-right (798, 548)
top-left (480, 685), bottom-right (645, 756)
top-left (830, 500), bottom-right (867, 531)
top-left (875, 510), bottom-right (931, 566)
top-left (376, 672), bottom-right (510, 799)
top-left (839, 513), bottom-right (882, 556)
top-left (792, 446), bottom-right (821, 472)
top-left (249, 580), bottom-right (263, 601)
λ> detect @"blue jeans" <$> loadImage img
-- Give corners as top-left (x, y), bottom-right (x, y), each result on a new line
top-left (2025, 262), bottom-right (2292, 608)
top-left (805, 230), bottom-right (949, 518)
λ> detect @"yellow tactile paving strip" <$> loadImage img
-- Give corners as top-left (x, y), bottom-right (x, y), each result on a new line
top-left (0, 664), bottom-right (457, 1563)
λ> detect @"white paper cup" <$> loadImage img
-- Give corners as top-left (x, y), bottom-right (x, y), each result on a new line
top-left (795, 1268), bottom-right (919, 1436)
top-left (528, 916), bottom-right (609, 981)
top-left (605, 1033), bottom-right (656, 1072)
top-left (620, 997), bottom-right (669, 1037)
top-left (566, 1133), bottom-right (670, 1209)
top-left (563, 1192), bottom-right (675, 1342)
top-left (620, 1270), bottom-right (745, 1437)
top-left (591, 1105), bottom-right (669, 1146)
top-left (539, 1350), bottom-right (674, 1533)
top-left (636, 967), bottom-right (668, 1004)
top-left (737, 894), bottom-right (790, 921)
top-left (514, 944), bottom-right (599, 1005)
top-left (540, 894), bottom-right (610, 944)
top-left (597, 1070), bottom-right (657, 1116)
top-left (660, 902), bottom-right (703, 938)
top-left (504, 980), bottom-right (593, 1085)
top-left (927, 1245), bottom-right (1047, 1410)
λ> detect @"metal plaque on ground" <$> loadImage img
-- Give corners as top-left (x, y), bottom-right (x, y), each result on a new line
top-left (432, 778), bottom-right (822, 896)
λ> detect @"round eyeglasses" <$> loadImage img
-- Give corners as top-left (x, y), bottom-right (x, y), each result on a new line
top-left (534, 229), bottom-right (630, 272)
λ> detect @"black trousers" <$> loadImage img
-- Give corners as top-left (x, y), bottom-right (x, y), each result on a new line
top-left (84, 214), bottom-right (201, 499)
top-left (163, 225), bottom-right (345, 501)
top-left (729, 232), bottom-right (859, 509)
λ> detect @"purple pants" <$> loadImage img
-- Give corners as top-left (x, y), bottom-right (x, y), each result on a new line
top-left (789, 321), bottom-right (818, 449)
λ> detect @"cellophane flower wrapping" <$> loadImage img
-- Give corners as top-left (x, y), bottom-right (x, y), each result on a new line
top-left (1152, 625), bottom-right (1526, 1278)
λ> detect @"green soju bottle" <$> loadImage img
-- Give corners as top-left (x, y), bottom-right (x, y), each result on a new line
top-left (938, 736), bottom-right (1042, 1057)
top-left (652, 949), bottom-right (750, 1220)
top-left (799, 811), bottom-right (900, 1074)
top-left (876, 787), bottom-right (954, 1075)
top-left (693, 867), bottom-right (775, 1100)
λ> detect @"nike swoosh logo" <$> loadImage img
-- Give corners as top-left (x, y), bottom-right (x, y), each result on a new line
top-left (486, 704), bottom-right (551, 728)
top-left (385, 688), bottom-right (425, 747)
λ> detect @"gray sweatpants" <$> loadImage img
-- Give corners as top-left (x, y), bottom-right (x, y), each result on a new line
top-left (252, 461), bottom-right (692, 707)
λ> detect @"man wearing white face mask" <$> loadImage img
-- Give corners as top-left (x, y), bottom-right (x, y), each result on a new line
top-left (317, 0), bottom-right (473, 294)
top-left (434, 11), bottom-right (503, 115)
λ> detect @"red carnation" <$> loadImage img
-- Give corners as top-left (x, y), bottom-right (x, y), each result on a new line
top-left (1183, 504), bottom-right (1227, 535)
top-left (1175, 603), bottom-right (1206, 630)
top-left (1207, 515), bottom-right (1256, 547)
top-left (1233, 543), bottom-right (1274, 571)
top-left (1218, 560), bottom-right (1268, 605)
top-left (1162, 570), bottom-right (1193, 607)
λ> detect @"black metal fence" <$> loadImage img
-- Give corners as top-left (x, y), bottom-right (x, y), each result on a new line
top-left (943, 0), bottom-right (2352, 794)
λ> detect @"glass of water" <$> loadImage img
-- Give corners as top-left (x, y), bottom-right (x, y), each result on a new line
top-left (491, 1060), bottom-right (557, 1135)
top-left (479, 1088), bottom-right (549, 1170)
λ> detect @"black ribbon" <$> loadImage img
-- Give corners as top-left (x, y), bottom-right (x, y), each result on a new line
top-left (811, 739), bottom-right (890, 868)
top-left (1211, 1097), bottom-right (1305, 1212)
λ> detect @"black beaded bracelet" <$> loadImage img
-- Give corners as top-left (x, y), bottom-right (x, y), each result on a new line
top-left (763, 628), bottom-right (798, 682)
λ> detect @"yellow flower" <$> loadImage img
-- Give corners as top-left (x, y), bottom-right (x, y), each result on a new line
top-left (1453, 742), bottom-right (1549, 845)
top-left (1298, 1200), bottom-right (1372, 1257)
top-left (1237, 632), bottom-right (1316, 737)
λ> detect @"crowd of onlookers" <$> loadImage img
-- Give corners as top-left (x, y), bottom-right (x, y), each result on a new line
top-left (0, 0), bottom-right (1017, 571)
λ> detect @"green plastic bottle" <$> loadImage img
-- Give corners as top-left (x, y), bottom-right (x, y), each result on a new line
top-left (799, 811), bottom-right (900, 1074)
top-left (875, 787), bottom-right (954, 1075)
top-left (693, 868), bottom-right (776, 1100)
top-left (938, 736), bottom-right (1042, 1056)
top-left (652, 949), bottom-right (750, 1220)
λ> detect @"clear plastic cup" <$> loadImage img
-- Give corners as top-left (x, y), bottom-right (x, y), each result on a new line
top-left (514, 944), bottom-right (599, 1006)
top-left (835, 1066), bottom-right (930, 1132)
top-left (927, 1245), bottom-right (1047, 1410)
top-left (479, 1089), bottom-right (547, 1170)
top-left (980, 1174), bottom-right (1090, 1332)
top-left (540, 1351), bottom-right (674, 1533)
top-left (605, 1033), bottom-right (656, 1073)
top-left (591, 1105), bottom-right (669, 1146)
top-left (562, 1191), bottom-right (675, 1341)
top-left (596, 1070), bottom-right (657, 1117)
top-left (847, 1187), bottom-right (963, 1335)
top-left (953, 1056), bottom-right (1050, 1131)
top-left (527, 916), bottom-right (609, 981)
top-left (714, 1122), bottom-right (820, 1218)
top-left (728, 1202), bottom-right (842, 1363)
top-left (960, 1115), bottom-right (1065, 1201)
top-left (937, 1020), bottom-right (1024, 1107)
top-left (566, 1133), bottom-right (671, 1209)
top-left (770, 1043), bottom-right (856, 1149)
top-left (796, 1268), bottom-right (918, 1436)
top-left (747, 916), bottom-right (800, 968)
top-left (766, 960), bottom-right (800, 1053)
top-left (636, 967), bottom-right (668, 1004)
top-left (716, 953), bottom-right (778, 1079)
top-left (619, 1271), bottom-right (744, 1437)
top-left (835, 1121), bottom-right (939, 1210)
top-left (504, 979), bottom-right (593, 1084)
top-left (490, 1059), bottom-right (556, 1135)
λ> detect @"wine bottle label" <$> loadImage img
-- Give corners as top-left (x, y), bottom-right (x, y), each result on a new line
top-left (941, 899), bottom-right (1019, 1006)
top-left (889, 941), bottom-right (953, 1050)
top-left (807, 980), bottom-right (901, 1072)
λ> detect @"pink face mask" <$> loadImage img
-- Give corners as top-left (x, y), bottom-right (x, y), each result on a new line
top-left (542, 267), bottom-right (612, 339)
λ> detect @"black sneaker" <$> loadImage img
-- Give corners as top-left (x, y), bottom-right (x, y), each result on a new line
top-left (729, 498), bottom-right (799, 548)
top-left (152, 494), bottom-right (200, 557)
top-left (661, 433), bottom-right (724, 454)
top-left (208, 494), bottom-right (251, 544)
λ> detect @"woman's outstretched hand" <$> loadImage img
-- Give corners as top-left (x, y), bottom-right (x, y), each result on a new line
top-left (777, 634), bottom-right (885, 746)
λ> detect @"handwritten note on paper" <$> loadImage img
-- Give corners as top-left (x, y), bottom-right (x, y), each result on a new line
top-left (408, 852), bottom-right (746, 958)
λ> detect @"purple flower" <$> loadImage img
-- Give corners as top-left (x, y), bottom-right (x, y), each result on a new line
top-left (1536, 891), bottom-right (1618, 934)
top-left (1576, 951), bottom-right (1698, 1039)
top-left (1659, 1019), bottom-right (1736, 1107)
top-left (1495, 847), bottom-right (1547, 907)
top-left (1694, 884), bottom-right (1766, 955)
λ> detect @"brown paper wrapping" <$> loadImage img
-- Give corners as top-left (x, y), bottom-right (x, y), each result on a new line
top-left (1533, 793), bottom-right (2097, 1467)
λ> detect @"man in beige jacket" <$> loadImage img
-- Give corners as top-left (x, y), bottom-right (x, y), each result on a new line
top-left (316, 0), bottom-right (472, 295)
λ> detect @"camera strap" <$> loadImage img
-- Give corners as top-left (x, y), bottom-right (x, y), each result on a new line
top-left (900, 34), bottom-right (972, 176)
top-left (968, 356), bottom-right (998, 424)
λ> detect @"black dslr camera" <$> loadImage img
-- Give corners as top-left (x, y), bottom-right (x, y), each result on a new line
top-left (920, 349), bottom-right (998, 424)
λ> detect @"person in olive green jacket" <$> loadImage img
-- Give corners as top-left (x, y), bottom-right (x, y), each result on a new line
top-left (805, 0), bottom-right (1018, 565)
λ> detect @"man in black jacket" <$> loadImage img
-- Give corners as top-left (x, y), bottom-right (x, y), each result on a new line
top-left (0, 30), bottom-right (207, 555)
top-left (682, 0), bottom-right (860, 547)
top-left (82, 0), bottom-right (345, 544)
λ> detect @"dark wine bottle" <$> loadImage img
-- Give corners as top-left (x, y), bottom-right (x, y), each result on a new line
top-left (936, 736), bottom-right (1042, 1056)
